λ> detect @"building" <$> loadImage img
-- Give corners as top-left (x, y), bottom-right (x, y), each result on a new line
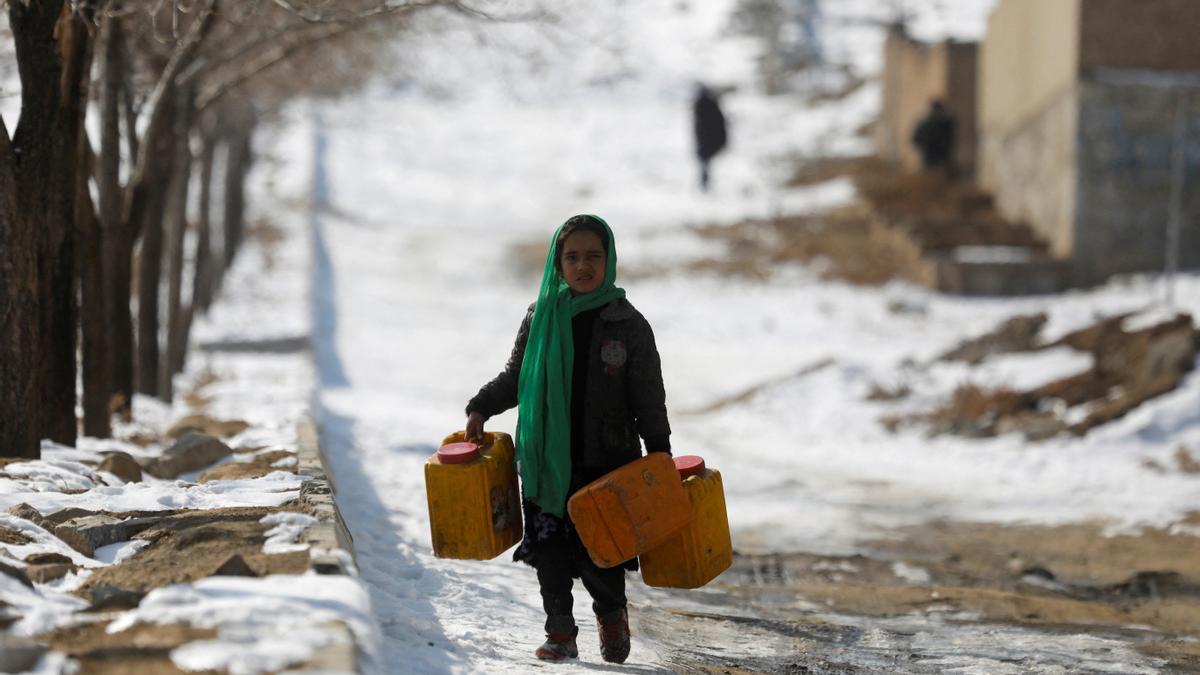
top-left (978, 0), bottom-right (1200, 285)
top-left (876, 24), bottom-right (979, 177)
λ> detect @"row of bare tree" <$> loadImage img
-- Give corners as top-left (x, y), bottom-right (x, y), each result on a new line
top-left (0, 0), bottom-right (479, 459)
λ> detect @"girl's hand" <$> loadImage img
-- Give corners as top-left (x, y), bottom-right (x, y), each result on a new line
top-left (466, 411), bottom-right (485, 441)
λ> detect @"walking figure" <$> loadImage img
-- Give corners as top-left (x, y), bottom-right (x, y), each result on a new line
top-left (693, 84), bottom-right (728, 191)
top-left (912, 99), bottom-right (956, 174)
top-left (464, 214), bottom-right (672, 664)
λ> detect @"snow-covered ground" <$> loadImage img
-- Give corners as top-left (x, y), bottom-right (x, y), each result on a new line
top-left (302, 0), bottom-right (1200, 672)
top-left (0, 162), bottom-right (373, 672)
top-left (3, 0), bottom-right (1198, 672)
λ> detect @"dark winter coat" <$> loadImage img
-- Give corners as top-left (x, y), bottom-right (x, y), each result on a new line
top-left (466, 298), bottom-right (671, 475)
top-left (912, 106), bottom-right (956, 169)
top-left (693, 89), bottom-right (728, 161)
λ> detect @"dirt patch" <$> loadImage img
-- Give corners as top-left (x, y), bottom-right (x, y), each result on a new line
top-left (887, 311), bottom-right (1197, 441)
top-left (715, 519), bottom-right (1200, 670)
top-left (870, 520), bottom-right (1200, 589)
top-left (76, 506), bottom-right (311, 602)
top-left (683, 205), bottom-right (923, 286)
top-left (198, 449), bottom-right (297, 483)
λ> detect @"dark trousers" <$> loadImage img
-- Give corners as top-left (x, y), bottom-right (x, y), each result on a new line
top-left (535, 540), bottom-right (626, 634)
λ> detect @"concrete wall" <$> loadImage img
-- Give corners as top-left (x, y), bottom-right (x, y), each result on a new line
top-left (978, 89), bottom-right (1079, 258)
top-left (1073, 78), bottom-right (1200, 283)
top-left (945, 41), bottom-right (978, 176)
top-left (979, 0), bottom-right (1080, 135)
top-left (876, 27), bottom-right (977, 174)
top-left (1080, 0), bottom-right (1200, 74)
top-left (978, 0), bottom-right (1082, 257)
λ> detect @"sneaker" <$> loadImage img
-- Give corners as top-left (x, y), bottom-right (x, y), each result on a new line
top-left (597, 608), bottom-right (630, 664)
top-left (534, 629), bottom-right (579, 662)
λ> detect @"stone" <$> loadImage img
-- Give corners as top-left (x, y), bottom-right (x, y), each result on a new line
top-left (97, 451), bottom-right (143, 483)
top-left (0, 635), bottom-right (45, 673)
top-left (0, 525), bottom-right (33, 545)
top-left (23, 552), bottom-right (73, 566)
top-left (88, 584), bottom-right (146, 611)
top-left (147, 432), bottom-right (233, 479)
top-left (211, 554), bottom-right (257, 577)
top-left (7, 502), bottom-right (47, 527)
top-left (0, 559), bottom-right (31, 587)
top-left (51, 524), bottom-right (95, 558)
top-left (0, 601), bottom-right (18, 629)
top-left (55, 514), bottom-right (127, 553)
top-left (167, 414), bottom-right (250, 440)
top-left (26, 563), bottom-right (74, 583)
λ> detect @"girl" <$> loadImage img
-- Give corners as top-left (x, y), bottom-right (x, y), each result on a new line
top-left (465, 214), bottom-right (671, 664)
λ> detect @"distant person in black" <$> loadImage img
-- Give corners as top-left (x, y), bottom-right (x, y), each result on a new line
top-left (912, 99), bottom-right (956, 175)
top-left (693, 84), bottom-right (727, 192)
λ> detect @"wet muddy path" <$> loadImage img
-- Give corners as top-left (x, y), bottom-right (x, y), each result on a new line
top-left (637, 519), bottom-right (1200, 673)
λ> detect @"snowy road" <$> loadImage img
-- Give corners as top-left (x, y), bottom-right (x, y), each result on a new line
top-left (303, 1), bottom-right (1200, 672)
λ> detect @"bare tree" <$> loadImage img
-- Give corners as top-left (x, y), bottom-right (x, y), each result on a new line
top-left (0, 0), bottom-right (94, 457)
top-left (2, 0), bottom-right (493, 455)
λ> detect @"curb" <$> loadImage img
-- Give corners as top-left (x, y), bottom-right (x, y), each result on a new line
top-left (297, 414), bottom-right (356, 571)
top-left (296, 414), bottom-right (363, 672)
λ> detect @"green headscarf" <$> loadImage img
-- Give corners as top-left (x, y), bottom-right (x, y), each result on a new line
top-left (515, 215), bottom-right (625, 516)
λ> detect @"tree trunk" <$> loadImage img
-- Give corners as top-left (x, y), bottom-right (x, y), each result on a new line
top-left (222, 110), bottom-right (255, 271)
top-left (135, 105), bottom-right (176, 398)
top-left (42, 3), bottom-right (95, 447)
top-left (193, 122), bottom-right (217, 314)
top-left (78, 141), bottom-right (110, 439)
top-left (0, 115), bottom-right (39, 458)
top-left (1, 0), bottom-right (66, 459)
top-left (162, 88), bottom-right (194, 401)
top-left (99, 15), bottom-right (133, 421)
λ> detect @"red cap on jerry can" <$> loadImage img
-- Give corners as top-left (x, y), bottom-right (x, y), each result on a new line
top-left (673, 455), bottom-right (706, 479)
top-left (437, 442), bottom-right (481, 464)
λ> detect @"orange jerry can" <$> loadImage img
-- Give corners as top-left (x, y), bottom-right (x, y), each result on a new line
top-left (425, 431), bottom-right (522, 560)
top-left (640, 456), bottom-right (733, 588)
top-left (567, 452), bottom-right (693, 569)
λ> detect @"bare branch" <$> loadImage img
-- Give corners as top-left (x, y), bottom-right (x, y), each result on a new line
top-left (123, 0), bottom-right (216, 225)
top-left (266, 0), bottom-right (491, 25)
top-left (196, 20), bottom-right (358, 111)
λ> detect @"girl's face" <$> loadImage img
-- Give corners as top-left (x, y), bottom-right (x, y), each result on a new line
top-left (559, 230), bottom-right (607, 295)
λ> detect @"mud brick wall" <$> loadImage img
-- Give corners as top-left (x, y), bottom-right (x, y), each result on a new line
top-left (1080, 0), bottom-right (1200, 74)
top-left (1074, 79), bottom-right (1200, 283)
top-left (876, 27), bottom-right (978, 175)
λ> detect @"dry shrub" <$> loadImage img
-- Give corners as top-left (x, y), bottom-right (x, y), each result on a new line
top-left (947, 384), bottom-right (1026, 420)
top-left (849, 159), bottom-right (1046, 251)
top-left (866, 383), bottom-right (911, 401)
top-left (920, 383), bottom-right (1028, 436)
top-left (787, 156), bottom-right (871, 188)
top-left (1175, 446), bottom-right (1200, 474)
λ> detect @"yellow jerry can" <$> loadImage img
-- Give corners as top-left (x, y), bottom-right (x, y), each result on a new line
top-left (567, 452), bottom-right (694, 569)
top-left (425, 431), bottom-right (522, 560)
top-left (640, 455), bottom-right (733, 588)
